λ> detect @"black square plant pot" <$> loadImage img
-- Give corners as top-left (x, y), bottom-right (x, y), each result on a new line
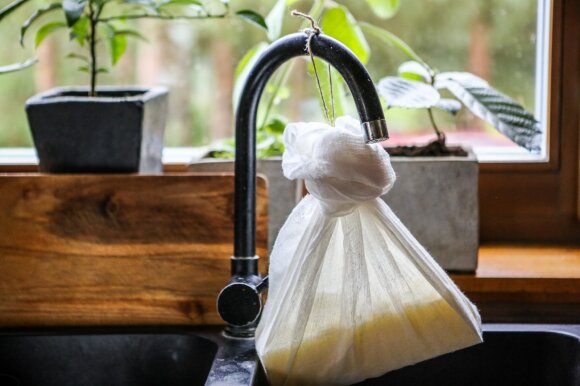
top-left (26, 86), bottom-right (168, 173)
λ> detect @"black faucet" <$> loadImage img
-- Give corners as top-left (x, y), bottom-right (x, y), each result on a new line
top-left (217, 31), bottom-right (389, 337)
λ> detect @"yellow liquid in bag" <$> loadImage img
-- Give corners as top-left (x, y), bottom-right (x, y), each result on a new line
top-left (261, 295), bottom-right (481, 386)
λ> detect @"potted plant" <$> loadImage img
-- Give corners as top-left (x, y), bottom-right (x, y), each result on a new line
top-left (0, 0), bottom-right (267, 172)
top-left (370, 47), bottom-right (540, 271)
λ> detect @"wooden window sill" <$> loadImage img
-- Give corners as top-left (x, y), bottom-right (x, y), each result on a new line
top-left (451, 245), bottom-right (580, 323)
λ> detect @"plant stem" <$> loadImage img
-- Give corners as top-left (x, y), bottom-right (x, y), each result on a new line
top-left (427, 107), bottom-right (444, 142)
top-left (98, 12), bottom-right (226, 22)
top-left (88, 2), bottom-right (98, 96)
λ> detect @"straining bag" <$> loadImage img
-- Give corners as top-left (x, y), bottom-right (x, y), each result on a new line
top-left (255, 116), bottom-right (482, 386)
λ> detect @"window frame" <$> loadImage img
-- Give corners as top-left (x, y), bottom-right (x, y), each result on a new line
top-left (479, 0), bottom-right (579, 243)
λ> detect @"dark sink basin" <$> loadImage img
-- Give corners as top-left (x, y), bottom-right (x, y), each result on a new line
top-left (0, 327), bottom-right (221, 386)
top-left (249, 325), bottom-right (580, 386)
top-left (357, 325), bottom-right (580, 386)
top-left (0, 325), bottom-right (578, 386)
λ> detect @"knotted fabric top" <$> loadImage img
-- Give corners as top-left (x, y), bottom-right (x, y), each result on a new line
top-left (282, 116), bottom-right (396, 216)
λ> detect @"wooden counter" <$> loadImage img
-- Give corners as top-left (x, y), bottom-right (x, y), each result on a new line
top-left (0, 173), bottom-right (269, 327)
top-left (451, 245), bottom-right (580, 323)
top-left (0, 174), bottom-right (577, 326)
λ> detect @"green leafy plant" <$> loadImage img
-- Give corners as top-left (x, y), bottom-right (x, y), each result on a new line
top-left (218, 0), bottom-right (395, 159)
top-left (376, 58), bottom-right (541, 153)
top-left (0, 0), bottom-right (266, 95)
top-left (220, 0), bottom-right (540, 158)
top-left (208, 115), bottom-right (286, 159)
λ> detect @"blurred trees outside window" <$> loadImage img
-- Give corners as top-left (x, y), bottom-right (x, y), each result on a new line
top-left (0, 0), bottom-right (543, 155)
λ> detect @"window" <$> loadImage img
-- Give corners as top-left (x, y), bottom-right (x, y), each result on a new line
top-left (0, 0), bottom-right (551, 160)
top-left (0, 0), bottom-right (577, 242)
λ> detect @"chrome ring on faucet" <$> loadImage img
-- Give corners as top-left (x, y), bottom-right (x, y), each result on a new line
top-left (362, 119), bottom-right (389, 144)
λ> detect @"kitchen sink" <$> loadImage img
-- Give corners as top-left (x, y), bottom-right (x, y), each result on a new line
top-left (0, 325), bottom-right (577, 386)
top-left (0, 326), bottom-right (259, 386)
top-left (353, 325), bottom-right (580, 386)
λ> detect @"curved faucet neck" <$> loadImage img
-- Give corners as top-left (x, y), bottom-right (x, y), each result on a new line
top-left (232, 32), bottom-right (388, 276)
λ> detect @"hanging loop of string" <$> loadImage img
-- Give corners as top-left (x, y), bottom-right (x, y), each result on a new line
top-left (291, 10), bottom-right (335, 126)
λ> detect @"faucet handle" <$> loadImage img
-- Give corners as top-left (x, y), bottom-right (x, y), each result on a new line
top-left (217, 275), bottom-right (268, 337)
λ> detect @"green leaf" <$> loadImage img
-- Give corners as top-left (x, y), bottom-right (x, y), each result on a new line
top-left (262, 116), bottom-right (286, 134)
top-left (265, 0), bottom-right (285, 41)
top-left (208, 115), bottom-right (288, 159)
top-left (207, 137), bottom-right (236, 159)
top-left (236, 10), bottom-right (268, 32)
top-left (35, 21), bottom-right (66, 47)
top-left (257, 116), bottom-right (286, 158)
top-left (398, 60), bottom-right (431, 83)
top-left (20, 3), bottom-right (62, 46)
top-left (109, 33), bottom-right (128, 65)
top-left (436, 72), bottom-right (541, 151)
top-left (366, 0), bottom-right (400, 19)
top-left (69, 15), bottom-right (89, 45)
top-left (235, 42), bottom-right (266, 79)
top-left (233, 42), bottom-right (268, 109)
top-left (63, 0), bottom-right (86, 27)
top-left (115, 29), bottom-right (148, 42)
top-left (377, 77), bottom-right (440, 109)
top-left (322, 5), bottom-right (370, 64)
top-left (66, 52), bottom-right (89, 62)
top-left (360, 22), bottom-right (429, 69)
top-left (0, 58), bottom-right (37, 74)
top-left (77, 65), bottom-right (108, 73)
top-left (102, 23), bottom-right (132, 65)
top-left (0, 0), bottom-right (30, 22)
top-left (434, 98), bottom-right (462, 115)
top-left (158, 0), bottom-right (202, 9)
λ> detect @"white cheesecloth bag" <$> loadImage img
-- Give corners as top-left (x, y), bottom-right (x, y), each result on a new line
top-left (255, 116), bottom-right (482, 386)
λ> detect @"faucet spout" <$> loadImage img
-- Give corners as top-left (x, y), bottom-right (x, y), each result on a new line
top-left (233, 32), bottom-right (388, 273)
top-left (218, 32), bottom-right (388, 334)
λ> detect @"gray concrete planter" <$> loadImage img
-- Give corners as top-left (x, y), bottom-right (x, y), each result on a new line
top-left (385, 150), bottom-right (479, 272)
top-left (189, 151), bottom-right (478, 272)
top-left (26, 86), bottom-right (168, 173)
top-left (187, 157), bottom-right (301, 253)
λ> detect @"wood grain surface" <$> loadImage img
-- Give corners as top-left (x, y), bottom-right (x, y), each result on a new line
top-left (451, 245), bottom-right (580, 323)
top-left (0, 173), bottom-right (268, 327)
top-left (0, 175), bottom-right (577, 327)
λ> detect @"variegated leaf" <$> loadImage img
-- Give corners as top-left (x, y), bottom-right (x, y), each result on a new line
top-left (398, 60), bottom-right (431, 83)
top-left (434, 98), bottom-right (462, 114)
top-left (377, 77), bottom-right (440, 109)
top-left (436, 72), bottom-right (541, 151)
